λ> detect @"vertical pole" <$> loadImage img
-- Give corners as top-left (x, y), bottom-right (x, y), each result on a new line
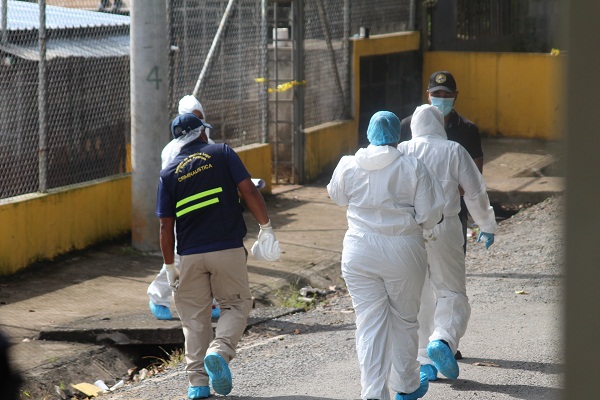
top-left (292, 0), bottom-right (304, 183)
top-left (130, 0), bottom-right (169, 252)
top-left (38, 0), bottom-right (48, 193)
top-left (343, 0), bottom-right (350, 119)
top-left (409, 0), bottom-right (416, 31)
top-left (2, 0), bottom-right (8, 44)
top-left (260, 0), bottom-right (268, 143)
top-left (273, 3), bottom-right (280, 181)
top-left (167, 0), bottom-right (174, 114)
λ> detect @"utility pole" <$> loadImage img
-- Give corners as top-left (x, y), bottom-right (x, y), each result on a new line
top-left (130, 0), bottom-right (169, 252)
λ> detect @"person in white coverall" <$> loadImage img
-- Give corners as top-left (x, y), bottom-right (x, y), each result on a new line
top-left (148, 95), bottom-right (220, 320)
top-left (398, 104), bottom-right (497, 382)
top-left (327, 111), bottom-right (445, 400)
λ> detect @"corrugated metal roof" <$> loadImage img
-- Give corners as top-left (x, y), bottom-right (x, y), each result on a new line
top-left (0, 34), bottom-right (129, 60)
top-left (1, 0), bottom-right (129, 30)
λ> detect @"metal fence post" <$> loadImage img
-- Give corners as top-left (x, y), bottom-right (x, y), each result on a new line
top-left (130, 0), bottom-right (169, 252)
top-left (260, 0), bottom-right (268, 143)
top-left (38, 0), bottom-right (48, 193)
top-left (292, 0), bottom-right (304, 184)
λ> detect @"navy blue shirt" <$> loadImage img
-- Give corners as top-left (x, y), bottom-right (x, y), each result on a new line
top-left (156, 140), bottom-right (251, 255)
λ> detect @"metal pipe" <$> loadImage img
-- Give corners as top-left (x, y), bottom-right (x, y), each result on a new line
top-left (192, 0), bottom-right (238, 97)
top-left (292, 0), bottom-right (305, 184)
top-left (2, 0), bottom-right (7, 44)
top-left (260, 0), bottom-right (268, 143)
top-left (38, 0), bottom-right (48, 193)
top-left (409, 0), bottom-right (416, 31)
top-left (274, 2), bottom-right (280, 181)
top-left (343, 0), bottom-right (351, 119)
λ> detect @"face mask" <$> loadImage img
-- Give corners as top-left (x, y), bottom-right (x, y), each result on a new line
top-left (430, 97), bottom-right (454, 116)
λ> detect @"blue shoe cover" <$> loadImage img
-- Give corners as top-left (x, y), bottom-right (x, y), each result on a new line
top-left (149, 301), bottom-right (172, 320)
top-left (420, 364), bottom-right (438, 381)
top-left (427, 340), bottom-right (459, 379)
top-left (211, 307), bottom-right (221, 319)
top-left (204, 353), bottom-right (232, 395)
top-left (188, 385), bottom-right (210, 399)
top-left (395, 372), bottom-right (429, 400)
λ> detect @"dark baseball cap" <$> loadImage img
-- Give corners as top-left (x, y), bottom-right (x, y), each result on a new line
top-left (428, 71), bottom-right (457, 93)
top-left (170, 113), bottom-right (212, 139)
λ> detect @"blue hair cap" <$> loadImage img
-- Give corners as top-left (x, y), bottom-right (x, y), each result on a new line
top-left (366, 111), bottom-right (400, 146)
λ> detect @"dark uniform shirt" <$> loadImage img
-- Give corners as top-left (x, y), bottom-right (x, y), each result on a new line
top-left (156, 140), bottom-right (250, 255)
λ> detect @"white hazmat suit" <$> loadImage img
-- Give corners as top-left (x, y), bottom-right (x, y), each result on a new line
top-left (398, 104), bottom-right (497, 377)
top-left (328, 111), bottom-right (444, 400)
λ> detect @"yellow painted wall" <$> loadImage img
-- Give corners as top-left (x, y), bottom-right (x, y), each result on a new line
top-left (424, 51), bottom-right (565, 140)
top-left (235, 143), bottom-right (273, 193)
top-left (0, 144), bottom-right (271, 276)
top-left (0, 175), bottom-right (131, 275)
top-left (304, 121), bottom-right (357, 181)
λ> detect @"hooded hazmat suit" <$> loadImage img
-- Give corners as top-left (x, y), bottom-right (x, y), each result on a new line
top-left (397, 104), bottom-right (496, 373)
top-left (327, 111), bottom-right (444, 400)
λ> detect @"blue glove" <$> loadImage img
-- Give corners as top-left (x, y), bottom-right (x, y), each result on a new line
top-left (477, 232), bottom-right (495, 249)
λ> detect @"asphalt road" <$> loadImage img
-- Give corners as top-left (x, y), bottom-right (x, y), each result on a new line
top-left (102, 195), bottom-right (563, 400)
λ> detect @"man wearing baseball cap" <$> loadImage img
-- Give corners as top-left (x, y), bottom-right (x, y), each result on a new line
top-left (156, 112), bottom-right (281, 399)
top-left (400, 71), bottom-right (483, 174)
top-left (148, 95), bottom-right (219, 322)
top-left (399, 71), bottom-right (484, 378)
top-left (400, 70), bottom-right (483, 253)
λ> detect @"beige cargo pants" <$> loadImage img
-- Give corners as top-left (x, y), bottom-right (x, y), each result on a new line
top-left (174, 247), bottom-right (253, 387)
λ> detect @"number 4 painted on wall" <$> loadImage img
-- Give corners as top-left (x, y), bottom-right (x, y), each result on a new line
top-left (147, 66), bottom-right (162, 90)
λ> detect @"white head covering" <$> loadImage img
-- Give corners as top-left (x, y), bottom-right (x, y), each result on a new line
top-left (410, 104), bottom-right (447, 139)
top-left (178, 95), bottom-right (205, 117)
top-left (176, 94), bottom-right (215, 145)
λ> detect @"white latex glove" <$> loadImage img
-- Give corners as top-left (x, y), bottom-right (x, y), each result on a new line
top-left (164, 263), bottom-right (180, 291)
top-left (251, 220), bottom-right (282, 262)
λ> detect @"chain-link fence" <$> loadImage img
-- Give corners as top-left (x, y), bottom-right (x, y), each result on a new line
top-left (0, 0), bottom-right (130, 199)
top-left (303, 0), bottom-right (413, 128)
top-left (0, 0), bottom-right (415, 199)
top-left (168, 0), bottom-right (266, 149)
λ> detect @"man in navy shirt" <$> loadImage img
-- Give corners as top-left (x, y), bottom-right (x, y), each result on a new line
top-left (156, 113), bottom-right (278, 399)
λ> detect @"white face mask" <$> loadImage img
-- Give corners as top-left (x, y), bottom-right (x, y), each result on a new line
top-left (430, 97), bottom-right (454, 116)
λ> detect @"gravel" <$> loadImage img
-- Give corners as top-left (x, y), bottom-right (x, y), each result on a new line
top-left (102, 195), bottom-right (564, 400)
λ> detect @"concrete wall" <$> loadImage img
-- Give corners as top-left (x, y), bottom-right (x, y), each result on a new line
top-left (0, 175), bottom-right (132, 276)
top-left (0, 144), bottom-right (271, 276)
top-left (424, 51), bottom-right (565, 140)
top-left (304, 120), bottom-right (357, 182)
top-left (236, 143), bottom-right (274, 194)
